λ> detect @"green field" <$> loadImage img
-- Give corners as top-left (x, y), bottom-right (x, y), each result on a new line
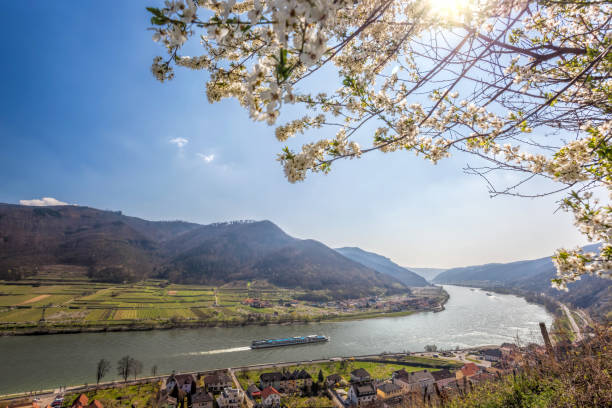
top-left (61, 382), bottom-right (161, 408)
top-left (0, 266), bottom-right (445, 334)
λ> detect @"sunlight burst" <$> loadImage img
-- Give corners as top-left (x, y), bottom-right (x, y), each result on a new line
top-left (427, 0), bottom-right (473, 20)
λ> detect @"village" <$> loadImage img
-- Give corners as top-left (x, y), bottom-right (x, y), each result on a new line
top-left (2, 342), bottom-right (525, 408)
top-left (241, 293), bottom-right (445, 316)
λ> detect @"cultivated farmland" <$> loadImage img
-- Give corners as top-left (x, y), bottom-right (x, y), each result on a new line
top-left (0, 265), bottom-right (446, 335)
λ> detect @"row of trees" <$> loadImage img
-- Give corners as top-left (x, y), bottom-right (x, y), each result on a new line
top-left (95, 357), bottom-right (158, 384)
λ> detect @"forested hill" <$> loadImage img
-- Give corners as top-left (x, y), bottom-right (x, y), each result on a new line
top-left (0, 204), bottom-right (406, 298)
top-left (434, 244), bottom-right (611, 321)
top-left (335, 247), bottom-right (429, 287)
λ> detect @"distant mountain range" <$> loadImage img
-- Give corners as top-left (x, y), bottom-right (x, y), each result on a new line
top-left (434, 244), bottom-right (611, 321)
top-left (335, 247), bottom-right (429, 287)
top-left (0, 204), bottom-right (407, 298)
top-left (405, 267), bottom-right (447, 282)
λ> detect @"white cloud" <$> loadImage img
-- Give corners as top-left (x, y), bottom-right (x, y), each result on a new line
top-left (20, 197), bottom-right (69, 206)
top-left (197, 153), bottom-right (215, 163)
top-left (169, 137), bottom-right (189, 148)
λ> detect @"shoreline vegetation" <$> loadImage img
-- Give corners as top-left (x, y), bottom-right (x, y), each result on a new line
top-left (0, 309), bottom-right (422, 337)
top-left (0, 274), bottom-right (448, 336)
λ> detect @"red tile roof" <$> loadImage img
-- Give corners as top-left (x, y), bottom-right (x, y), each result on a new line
top-left (72, 394), bottom-right (89, 407)
top-left (461, 363), bottom-right (479, 377)
top-left (86, 401), bottom-right (104, 408)
top-left (261, 386), bottom-right (280, 401)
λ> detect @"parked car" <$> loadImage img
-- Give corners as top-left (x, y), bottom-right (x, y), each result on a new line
top-left (51, 396), bottom-right (64, 407)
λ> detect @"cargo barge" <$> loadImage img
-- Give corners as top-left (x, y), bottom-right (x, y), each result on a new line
top-left (251, 335), bottom-right (329, 349)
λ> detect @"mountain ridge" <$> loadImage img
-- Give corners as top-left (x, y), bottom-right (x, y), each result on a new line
top-left (335, 246), bottom-right (429, 287)
top-left (0, 203), bottom-right (406, 298)
top-left (434, 244), bottom-right (611, 321)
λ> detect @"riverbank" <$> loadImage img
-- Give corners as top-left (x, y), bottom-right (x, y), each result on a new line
top-left (0, 285), bottom-right (553, 395)
top-left (0, 308), bottom-right (424, 336)
top-left (0, 352), bottom-right (465, 402)
top-left (0, 280), bottom-right (448, 336)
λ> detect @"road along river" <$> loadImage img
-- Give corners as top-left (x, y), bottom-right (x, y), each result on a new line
top-left (0, 285), bottom-right (552, 395)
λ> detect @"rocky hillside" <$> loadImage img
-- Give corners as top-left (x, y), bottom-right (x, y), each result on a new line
top-left (0, 204), bottom-right (406, 297)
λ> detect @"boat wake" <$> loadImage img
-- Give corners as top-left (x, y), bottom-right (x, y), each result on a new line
top-left (180, 346), bottom-right (251, 356)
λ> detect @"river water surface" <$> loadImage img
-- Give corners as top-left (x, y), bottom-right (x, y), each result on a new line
top-left (0, 285), bottom-right (552, 395)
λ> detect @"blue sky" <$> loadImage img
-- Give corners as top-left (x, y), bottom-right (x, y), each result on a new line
top-left (0, 2), bottom-right (587, 268)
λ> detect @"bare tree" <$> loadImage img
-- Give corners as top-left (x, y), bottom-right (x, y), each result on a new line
top-left (151, 364), bottom-right (158, 377)
top-left (96, 358), bottom-right (111, 385)
top-left (133, 359), bottom-right (143, 380)
top-left (117, 355), bottom-right (135, 382)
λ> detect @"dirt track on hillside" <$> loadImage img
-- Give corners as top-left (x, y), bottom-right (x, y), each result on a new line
top-left (18, 294), bottom-right (50, 305)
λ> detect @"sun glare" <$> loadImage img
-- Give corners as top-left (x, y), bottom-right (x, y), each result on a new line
top-left (428, 0), bottom-right (473, 20)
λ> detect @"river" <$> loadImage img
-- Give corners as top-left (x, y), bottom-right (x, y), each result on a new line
top-left (0, 285), bottom-right (553, 395)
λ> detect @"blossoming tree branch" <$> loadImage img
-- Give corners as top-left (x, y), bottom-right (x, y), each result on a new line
top-left (147, 0), bottom-right (611, 290)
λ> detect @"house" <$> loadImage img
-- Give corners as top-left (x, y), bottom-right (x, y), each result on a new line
top-left (242, 298), bottom-right (272, 308)
top-left (350, 368), bottom-right (371, 383)
top-left (456, 363), bottom-right (480, 380)
top-left (70, 394), bottom-right (104, 408)
top-left (204, 372), bottom-right (233, 393)
top-left (216, 388), bottom-right (243, 408)
top-left (176, 374), bottom-right (197, 395)
top-left (482, 349), bottom-right (503, 362)
top-left (166, 373), bottom-right (197, 395)
top-left (247, 384), bottom-right (261, 398)
top-left (376, 382), bottom-right (403, 400)
top-left (431, 369), bottom-right (456, 389)
top-left (71, 394), bottom-right (89, 408)
top-left (281, 370), bottom-right (297, 392)
top-left (326, 374), bottom-right (342, 388)
top-left (392, 370), bottom-right (434, 393)
top-left (260, 370), bottom-right (311, 392)
top-left (261, 386), bottom-right (281, 407)
top-left (348, 382), bottom-right (377, 406)
top-left (294, 369), bottom-right (312, 389)
top-left (192, 389), bottom-right (214, 408)
top-left (260, 372), bottom-right (283, 390)
top-left (157, 390), bottom-right (178, 408)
